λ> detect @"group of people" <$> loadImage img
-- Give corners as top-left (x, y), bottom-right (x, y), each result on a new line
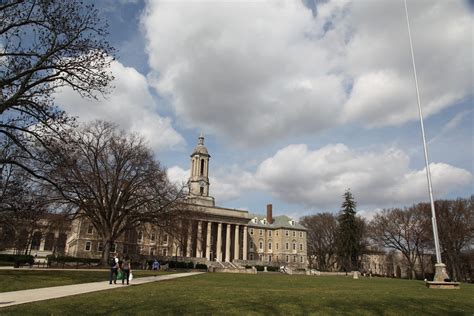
top-left (109, 254), bottom-right (132, 285)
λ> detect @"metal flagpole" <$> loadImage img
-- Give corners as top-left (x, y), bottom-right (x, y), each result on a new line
top-left (403, 0), bottom-right (442, 265)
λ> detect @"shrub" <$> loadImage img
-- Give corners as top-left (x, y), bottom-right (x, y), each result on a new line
top-left (187, 261), bottom-right (194, 269)
top-left (46, 255), bottom-right (100, 265)
top-left (195, 263), bottom-right (207, 270)
top-left (0, 254), bottom-right (34, 265)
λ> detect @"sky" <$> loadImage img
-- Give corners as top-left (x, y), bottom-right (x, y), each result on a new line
top-left (54, 0), bottom-right (473, 220)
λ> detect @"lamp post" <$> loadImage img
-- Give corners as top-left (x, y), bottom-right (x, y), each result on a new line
top-left (403, 0), bottom-right (447, 283)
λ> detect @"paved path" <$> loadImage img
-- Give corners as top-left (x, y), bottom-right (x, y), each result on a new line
top-left (0, 272), bottom-right (204, 308)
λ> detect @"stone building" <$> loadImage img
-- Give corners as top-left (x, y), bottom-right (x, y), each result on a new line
top-left (64, 134), bottom-right (308, 268)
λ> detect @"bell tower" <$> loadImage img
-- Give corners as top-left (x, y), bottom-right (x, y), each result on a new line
top-left (188, 133), bottom-right (215, 206)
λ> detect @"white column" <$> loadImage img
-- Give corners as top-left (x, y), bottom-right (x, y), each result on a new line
top-left (196, 221), bottom-right (202, 258)
top-left (225, 223), bottom-right (231, 262)
top-left (206, 222), bottom-right (212, 260)
top-left (186, 222), bottom-right (192, 257)
top-left (243, 226), bottom-right (248, 260)
top-left (39, 236), bottom-right (46, 251)
top-left (216, 223), bottom-right (222, 261)
top-left (234, 225), bottom-right (240, 261)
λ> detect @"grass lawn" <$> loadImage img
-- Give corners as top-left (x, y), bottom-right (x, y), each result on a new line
top-left (1, 273), bottom-right (473, 315)
top-left (0, 269), bottom-right (170, 292)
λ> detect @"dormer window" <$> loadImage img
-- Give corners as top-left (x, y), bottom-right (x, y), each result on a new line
top-left (289, 220), bottom-right (296, 226)
top-left (261, 218), bottom-right (267, 225)
top-left (252, 217), bottom-right (258, 224)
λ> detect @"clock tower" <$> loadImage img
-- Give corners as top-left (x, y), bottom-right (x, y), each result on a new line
top-left (188, 133), bottom-right (215, 206)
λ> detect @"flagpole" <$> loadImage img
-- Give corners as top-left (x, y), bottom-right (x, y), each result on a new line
top-left (403, 0), bottom-right (443, 268)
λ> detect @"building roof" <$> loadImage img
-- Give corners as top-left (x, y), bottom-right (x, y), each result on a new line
top-left (191, 134), bottom-right (210, 157)
top-left (247, 214), bottom-right (307, 230)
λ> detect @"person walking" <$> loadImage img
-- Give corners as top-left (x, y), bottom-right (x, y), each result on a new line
top-left (109, 255), bottom-right (119, 284)
top-left (122, 255), bottom-right (132, 285)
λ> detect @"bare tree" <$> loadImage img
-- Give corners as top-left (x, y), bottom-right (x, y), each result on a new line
top-left (434, 198), bottom-right (474, 281)
top-left (301, 213), bottom-right (338, 271)
top-left (42, 121), bottom-right (183, 265)
top-left (0, 163), bottom-right (49, 254)
top-left (369, 206), bottom-right (431, 279)
top-left (0, 0), bottom-right (113, 176)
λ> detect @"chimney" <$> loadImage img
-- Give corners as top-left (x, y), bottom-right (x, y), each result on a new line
top-left (266, 204), bottom-right (273, 224)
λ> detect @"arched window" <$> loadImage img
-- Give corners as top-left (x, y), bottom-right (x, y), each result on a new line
top-left (200, 159), bottom-right (205, 176)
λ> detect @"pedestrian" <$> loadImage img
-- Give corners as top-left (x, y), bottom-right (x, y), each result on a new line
top-left (152, 259), bottom-right (160, 271)
top-left (122, 255), bottom-right (132, 285)
top-left (109, 255), bottom-right (119, 284)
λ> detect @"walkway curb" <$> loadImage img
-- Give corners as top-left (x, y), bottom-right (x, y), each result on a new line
top-left (0, 272), bottom-right (204, 308)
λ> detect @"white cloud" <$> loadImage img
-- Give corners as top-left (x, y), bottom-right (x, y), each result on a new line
top-left (141, 0), bottom-right (472, 145)
top-left (54, 60), bottom-right (184, 152)
top-left (167, 164), bottom-right (255, 203)
top-left (340, 0), bottom-right (473, 127)
top-left (142, 0), bottom-right (345, 145)
top-left (169, 143), bottom-right (471, 210)
top-left (253, 144), bottom-right (472, 209)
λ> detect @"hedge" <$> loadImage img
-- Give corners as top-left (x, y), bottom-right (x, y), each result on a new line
top-left (195, 263), bottom-right (207, 270)
top-left (0, 254), bottom-right (34, 265)
top-left (46, 255), bottom-right (101, 264)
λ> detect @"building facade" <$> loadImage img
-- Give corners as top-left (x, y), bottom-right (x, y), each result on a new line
top-left (64, 135), bottom-right (308, 268)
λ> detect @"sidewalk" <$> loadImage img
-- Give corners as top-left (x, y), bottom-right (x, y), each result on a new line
top-left (0, 272), bottom-right (204, 308)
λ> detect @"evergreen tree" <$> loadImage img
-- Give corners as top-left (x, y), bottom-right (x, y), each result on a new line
top-left (337, 189), bottom-right (362, 271)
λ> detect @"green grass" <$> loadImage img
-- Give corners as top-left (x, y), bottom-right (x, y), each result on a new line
top-left (0, 269), bottom-right (169, 292)
top-left (1, 273), bottom-right (473, 315)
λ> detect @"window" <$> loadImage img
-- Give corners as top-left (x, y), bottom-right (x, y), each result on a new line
top-left (259, 241), bottom-right (263, 250)
top-left (97, 243), bottom-right (104, 252)
top-left (249, 241), bottom-right (254, 250)
top-left (293, 256), bottom-right (296, 262)
top-left (286, 255), bottom-right (289, 262)
top-left (300, 256), bottom-right (304, 263)
top-left (293, 243), bottom-right (296, 250)
top-left (150, 247), bottom-right (155, 255)
top-left (151, 233), bottom-right (156, 242)
top-left (299, 231), bottom-right (303, 238)
top-left (262, 218), bottom-right (267, 225)
top-left (85, 241), bottom-right (92, 251)
top-left (268, 255), bottom-right (272, 262)
top-left (110, 243), bottom-right (116, 253)
top-left (200, 159), bottom-right (205, 176)
top-left (259, 229), bottom-right (263, 236)
top-left (268, 230), bottom-right (272, 237)
top-left (250, 253), bottom-right (254, 260)
top-left (163, 234), bottom-right (168, 245)
top-left (276, 243), bottom-right (279, 250)
top-left (285, 230), bottom-right (289, 237)
top-left (200, 187), bottom-right (204, 195)
top-left (268, 242), bottom-right (272, 250)
top-left (162, 248), bottom-right (167, 256)
top-left (276, 231), bottom-right (279, 236)
top-left (250, 228), bottom-right (254, 235)
top-left (292, 231), bottom-right (296, 237)
top-left (138, 231), bottom-right (143, 241)
top-left (285, 243), bottom-right (289, 250)
top-left (87, 224), bottom-right (93, 234)
top-left (299, 243), bottom-right (303, 251)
